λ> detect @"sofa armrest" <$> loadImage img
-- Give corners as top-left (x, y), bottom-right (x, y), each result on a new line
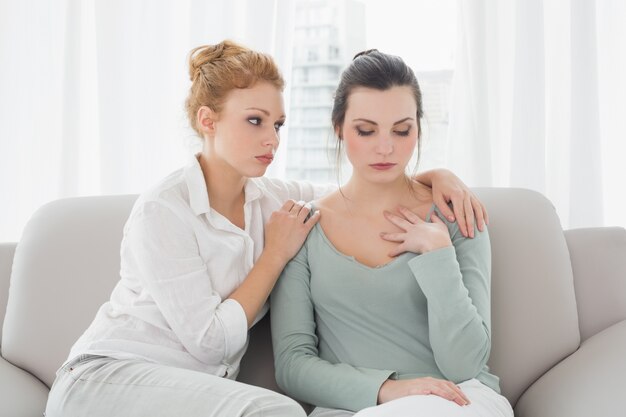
top-left (565, 227), bottom-right (626, 341)
top-left (0, 243), bottom-right (17, 347)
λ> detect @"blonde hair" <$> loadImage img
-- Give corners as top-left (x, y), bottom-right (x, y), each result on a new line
top-left (185, 40), bottom-right (285, 136)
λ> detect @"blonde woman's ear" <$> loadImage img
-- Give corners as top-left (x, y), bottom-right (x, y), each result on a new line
top-left (197, 106), bottom-right (217, 134)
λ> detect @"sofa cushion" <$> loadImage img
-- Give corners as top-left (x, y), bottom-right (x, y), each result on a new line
top-left (514, 319), bottom-right (626, 417)
top-left (1, 195), bottom-right (137, 387)
top-left (474, 188), bottom-right (581, 406)
top-left (0, 355), bottom-right (49, 417)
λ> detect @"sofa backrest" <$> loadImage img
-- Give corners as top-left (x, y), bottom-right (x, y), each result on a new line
top-left (1, 195), bottom-right (137, 387)
top-left (0, 243), bottom-right (17, 347)
top-left (474, 188), bottom-right (580, 406)
top-left (1, 189), bottom-right (582, 407)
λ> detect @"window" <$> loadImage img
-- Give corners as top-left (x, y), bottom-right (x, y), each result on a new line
top-left (285, 0), bottom-right (457, 181)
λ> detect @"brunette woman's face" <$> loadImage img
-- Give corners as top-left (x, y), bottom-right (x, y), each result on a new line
top-left (211, 81), bottom-right (285, 178)
top-left (340, 86), bottom-right (419, 184)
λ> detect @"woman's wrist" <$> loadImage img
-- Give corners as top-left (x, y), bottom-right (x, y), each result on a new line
top-left (377, 379), bottom-right (394, 404)
top-left (258, 248), bottom-right (289, 271)
top-left (422, 237), bottom-right (453, 253)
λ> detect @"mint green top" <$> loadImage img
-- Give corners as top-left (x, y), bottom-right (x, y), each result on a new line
top-left (270, 206), bottom-right (500, 412)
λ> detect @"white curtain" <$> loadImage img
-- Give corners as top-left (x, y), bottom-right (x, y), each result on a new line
top-left (0, 0), bottom-right (295, 241)
top-left (447, 0), bottom-right (626, 229)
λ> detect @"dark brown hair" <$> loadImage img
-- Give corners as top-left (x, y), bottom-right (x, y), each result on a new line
top-left (331, 49), bottom-right (424, 180)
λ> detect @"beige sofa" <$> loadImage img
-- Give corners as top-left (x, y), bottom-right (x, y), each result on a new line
top-left (1, 188), bottom-right (626, 416)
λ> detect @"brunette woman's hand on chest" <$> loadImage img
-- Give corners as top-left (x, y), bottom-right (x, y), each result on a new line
top-left (380, 206), bottom-right (452, 257)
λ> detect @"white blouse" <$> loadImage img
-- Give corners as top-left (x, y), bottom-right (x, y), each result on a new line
top-left (68, 154), bottom-right (329, 379)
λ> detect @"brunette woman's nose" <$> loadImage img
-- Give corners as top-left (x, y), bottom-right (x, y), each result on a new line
top-left (375, 135), bottom-right (393, 155)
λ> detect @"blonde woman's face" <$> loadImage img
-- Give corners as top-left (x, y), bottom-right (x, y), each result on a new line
top-left (212, 82), bottom-right (285, 178)
top-left (341, 86), bottom-right (418, 183)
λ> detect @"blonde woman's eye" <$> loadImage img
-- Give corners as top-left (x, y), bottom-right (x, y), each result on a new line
top-left (274, 122), bottom-right (285, 132)
top-left (248, 117), bottom-right (261, 126)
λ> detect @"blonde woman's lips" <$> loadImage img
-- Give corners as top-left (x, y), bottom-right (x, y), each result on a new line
top-left (255, 154), bottom-right (274, 164)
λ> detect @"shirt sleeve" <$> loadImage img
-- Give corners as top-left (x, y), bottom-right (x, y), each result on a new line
top-left (407, 215), bottom-right (492, 383)
top-left (122, 200), bottom-right (248, 368)
top-left (262, 177), bottom-right (337, 202)
top-left (271, 242), bottom-right (394, 412)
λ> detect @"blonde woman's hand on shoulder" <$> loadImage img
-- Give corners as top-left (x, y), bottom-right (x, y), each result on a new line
top-left (425, 168), bottom-right (488, 239)
top-left (380, 206), bottom-right (451, 256)
top-left (264, 200), bottom-right (320, 265)
top-left (229, 199), bottom-right (320, 327)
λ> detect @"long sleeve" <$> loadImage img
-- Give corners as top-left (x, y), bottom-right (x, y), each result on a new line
top-left (122, 200), bottom-right (248, 368)
top-left (260, 177), bottom-right (336, 202)
top-left (270, 243), bottom-right (394, 412)
top-left (407, 220), bottom-right (492, 383)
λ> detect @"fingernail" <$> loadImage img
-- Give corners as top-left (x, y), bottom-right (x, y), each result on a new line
top-left (448, 216), bottom-right (454, 221)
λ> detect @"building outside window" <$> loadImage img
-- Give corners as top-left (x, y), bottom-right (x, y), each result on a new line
top-left (285, 0), bottom-right (457, 182)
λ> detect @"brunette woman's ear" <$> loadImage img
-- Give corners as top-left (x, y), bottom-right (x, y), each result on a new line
top-left (197, 106), bottom-right (218, 135)
top-left (335, 127), bottom-right (343, 140)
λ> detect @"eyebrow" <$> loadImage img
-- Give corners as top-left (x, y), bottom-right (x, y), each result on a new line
top-left (246, 107), bottom-right (286, 120)
top-left (353, 117), bottom-right (414, 125)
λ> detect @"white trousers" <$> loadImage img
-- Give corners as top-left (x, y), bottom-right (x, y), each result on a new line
top-left (309, 379), bottom-right (513, 417)
top-left (45, 355), bottom-right (307, 417)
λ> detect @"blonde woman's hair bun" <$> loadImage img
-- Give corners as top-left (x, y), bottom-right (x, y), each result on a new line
top-left (184, 40), bottom-right (284, 136)
top-left (188, 40), bottom-right (248, 82)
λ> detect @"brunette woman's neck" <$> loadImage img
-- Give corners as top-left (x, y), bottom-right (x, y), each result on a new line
top-left (197, 152), bottom-right (246, 228)
top-left (340, 174), bottom-right (428, 215)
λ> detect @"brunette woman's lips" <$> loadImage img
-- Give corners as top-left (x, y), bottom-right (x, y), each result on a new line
top-left (369, 163), bottom-right (396, 170)
top-left (255, 154), bottom-right (274, 164)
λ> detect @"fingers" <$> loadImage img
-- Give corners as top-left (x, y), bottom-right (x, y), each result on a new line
top-left (464, 196), bottom-right (475, 238)
top-left (379, 232), bottom-right (404, 243)
top-left (430, 383), bottom-right (470, 407)
top-left (397, 206), bottom-right (423, 224)
top-left (433, 194), bottom-right (455, 222)
top-left (449, 382), bottom-right (471, 405)
top-left (280, 199), bottom-right (297, 212)
top-left (383, 210), bottom-right (412, 230)
top-left (472, 195), bottom-right (488, 230)
top-left (429, 211), bottom-right (445, 224)
top-left (303, 209), bottom-right (321, 230)
top-left (282, 200), bottom-right (316, 224)
top-left (289, 200), bottom-right (305, 214)
top-left (295, 202), bottom-right (312, 222)
top-left (451, 194), bottom-right (468, 238)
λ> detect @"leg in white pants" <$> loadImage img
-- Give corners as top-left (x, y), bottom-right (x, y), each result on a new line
top-left (307, 379), bottom-right (513, 417)
top-left (354, 379), bottom-right (513, 417)
top-left (45, 355), bottom-right (306, 417)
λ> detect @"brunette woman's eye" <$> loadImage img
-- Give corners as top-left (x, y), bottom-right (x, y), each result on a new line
top-left (248, 117), bottom-right (261, 126)
top-left (356, 128), bottom-right (374, 136)
top-left (395, 129), bottom-right (411, 137)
